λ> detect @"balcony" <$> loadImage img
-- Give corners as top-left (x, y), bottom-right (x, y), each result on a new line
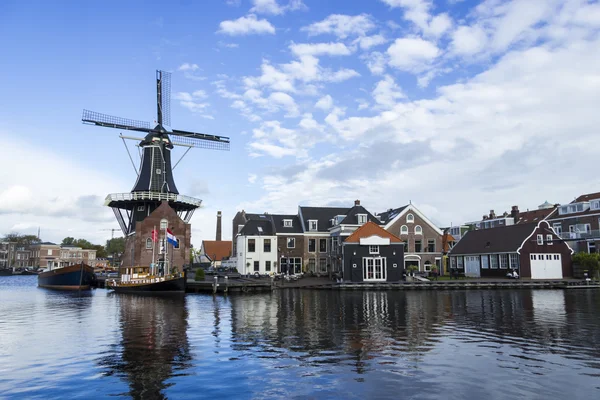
top-left (558, 230), bottom-right (600, 240)
top-left (105, 192), bottom-right (202, 207)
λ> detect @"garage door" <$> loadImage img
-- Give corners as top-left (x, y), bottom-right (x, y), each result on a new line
top-left (530, 254), bottom-right (563, 279)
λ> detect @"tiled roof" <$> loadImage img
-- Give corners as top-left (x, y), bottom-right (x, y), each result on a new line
top-left (270, 214), bottom-right (304, 234)
top-left (345, 221), bottom-right (403, 243)
top-left (239, 218), bottom-right (275, 236)
top-left (202, 241), bottom-right (232, 261)
top-left (574, 192), bottom-right (600, 202)
top-left (376, 205), bottom-right (408, 224)
top-left (339, 205), bottom-right (383, 225)
top-left (299, 206), bottom-right (350, 233)
top-left (516, 207), bottom-right (557, 224)
top-left (449, 223), bottom-right (540, 255)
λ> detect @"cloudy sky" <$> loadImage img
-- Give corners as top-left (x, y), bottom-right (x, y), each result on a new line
top-left (1, 0), bottom-right (599, 247)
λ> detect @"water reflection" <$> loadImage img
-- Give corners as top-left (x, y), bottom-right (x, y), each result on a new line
top-left (99, 294), bottom-right (191, 399)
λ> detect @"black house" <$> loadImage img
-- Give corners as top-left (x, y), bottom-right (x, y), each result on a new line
top-left (342, 222), bottom-right (404, 282)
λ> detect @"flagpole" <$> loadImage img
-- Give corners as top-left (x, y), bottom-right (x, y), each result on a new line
top-left (152, 225), bottom-right (156, 275)
top-left (164, 223), bottom-right (168, 276)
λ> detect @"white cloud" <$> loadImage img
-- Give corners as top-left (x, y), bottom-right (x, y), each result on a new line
top-left (248, 174), bottom-right (257, 184)
top-left (301, 14), bottom-right (376, 38)
top-left (178, 63), bottom-right (199, 71)
top-left (451, 25), bottom-right (488, 55)
top-left (315, 95), bottom-right (333, 111)
top-left (363, 51), bottom-right (387, 75)
top-left (289, 42), bottom-right (353, 57)
top-left (380, 0), bottom-right (453, 37)
top-left (387, 37), bottom-right (439, 72)
top-left (250, 0), bottom-right (307, 15)
top-left (353, 34), bottom-right (388, 50)
top-left (174, 91), bottom-right (212, 118)
top-left (372, 75), bottom-right (405, 108)
top-left (217, 14), bottom-right (276, 36)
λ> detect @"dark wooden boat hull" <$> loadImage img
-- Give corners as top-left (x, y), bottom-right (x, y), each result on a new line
top-left (0, 269), bottom-right (13, 276)
top-left (109, 276), bottom-right (186, 294)
top-left (38, 264), bottom-right (96, 290)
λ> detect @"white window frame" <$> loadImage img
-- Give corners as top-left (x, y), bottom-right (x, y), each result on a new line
top-left (369, 245), bottom-right (379, 254)
top-left (537, 234), bottom-right (544, 245)
top-left (308, 238), bottom-right (316, 253)
top-left (283, 219), bottom-right (293, 227)
top-left (363, 257), bottom-right (386, 282)
top-left (509, 253), bottom-right (520, 269)
top-left (415, 225), bottom-right (422, 235)
top-left (400, 225), bottom-right (408, 235)
top-left (490, 254), bottom-right (498, 269)
top-left (424, 261), bottom-right (432, 271)
top-left (287, 237), bottom-right (295, 248)
top-left (160, 218), bottom-right (168, 229)
top-left (137, 205), bottom-right (145, 211)
top-left (552, 223), bottom-right (562, 235)
top-left (319, 238), bottom-right (327, 253)
top-left (406, 214), bottom-right (414, 223)
top-left (146, 238), bottom-right (152, 249)
top-left (308, 220), bottom-right (318, 231)
top-left (357, 214), bottom-right (367, 224)
top-left (546, 234), bottom-right (553, 245)
top-left (319, 258), bottom-right (327, 273)
top-left (500, 254), bottom-right (508, 269)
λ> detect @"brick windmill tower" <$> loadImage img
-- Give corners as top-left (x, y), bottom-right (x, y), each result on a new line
top-left (82, 70), bottom-right (230, 272)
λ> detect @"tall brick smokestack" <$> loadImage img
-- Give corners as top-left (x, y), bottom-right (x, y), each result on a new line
top-left (216, 211), bottom-right (222, 241)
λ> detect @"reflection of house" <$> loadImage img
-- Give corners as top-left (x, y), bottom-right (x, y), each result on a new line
top-left (547, 192), bottom-right (600, 254)
top-left (449, 221), bottom-right (573, 279)
top-left (200, 240), bottom-right (232, 268)
top-left (235, 216), bottom-right (277, 275)
top-left (377, 204), bottom-right (443, 273)
top-left (342, 222), bottom-right (404, 282)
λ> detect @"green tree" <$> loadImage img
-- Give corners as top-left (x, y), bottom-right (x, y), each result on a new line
top-left (2, 233), bottom-right (41, 245)
top-left (92, 244), bottom-right (107, 258)
top-left (572, 252), bottom-right (600, 278)
top-left (74, 238), bottom-right (94, 249)
top-left (61, 237), bottom-right (76, 246)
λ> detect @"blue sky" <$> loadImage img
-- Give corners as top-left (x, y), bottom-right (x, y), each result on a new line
top-left (1, 0), bottom-right (600, 247)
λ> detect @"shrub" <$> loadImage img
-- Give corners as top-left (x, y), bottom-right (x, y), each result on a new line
top-left (572, 252), bottom-right (600, 277)
top-left (195, 268), bottom-right (205, 281)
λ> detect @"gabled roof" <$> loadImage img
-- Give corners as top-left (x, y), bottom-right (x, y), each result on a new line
top-left (345, 221), bottom-right (403, 243)
top-left (270, 214), bottom-right (303, 234)
top-left (516, 207), bottom-right (557, 224)
top-left (376, 206), bottom-right (408, 224)
top-left (338, 205), bottom-right (383, 226)
top-left (239, 218), bottom-right (275, 236)
top-left (449, 222), bottom-right (539, 255)
top-left (298, 206), bottom-right (350, 233)
top-left (202, 241), bottom-right (232, 261)
top-left (378, 204), bottom-right (443, 235)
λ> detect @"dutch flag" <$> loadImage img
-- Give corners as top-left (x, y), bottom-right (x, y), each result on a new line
top-left (166, 228), bottom-right (178, 246)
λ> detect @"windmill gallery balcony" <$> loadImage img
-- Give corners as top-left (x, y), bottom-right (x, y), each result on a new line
top-left (105, 192), bottom-right (202, 208)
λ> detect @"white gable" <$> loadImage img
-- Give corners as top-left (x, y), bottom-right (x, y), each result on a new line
top-left (359, 235), bottom-right (390, 245)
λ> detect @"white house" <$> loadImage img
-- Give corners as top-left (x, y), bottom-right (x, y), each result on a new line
top-left (235, 217), bottom-right (278, 275)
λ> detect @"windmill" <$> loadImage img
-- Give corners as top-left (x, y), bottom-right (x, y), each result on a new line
top-left (82, 70), bottom-right (230, 236)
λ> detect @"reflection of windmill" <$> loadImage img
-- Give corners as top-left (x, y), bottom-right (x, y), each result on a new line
top-left (82, 70), bottom-right (230, 236)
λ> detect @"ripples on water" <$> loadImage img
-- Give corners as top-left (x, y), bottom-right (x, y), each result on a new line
top-left (1, 276), bottom-right (599, 399)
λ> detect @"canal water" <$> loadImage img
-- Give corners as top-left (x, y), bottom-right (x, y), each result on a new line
top-left (1, 276), bottom-right (599, 399)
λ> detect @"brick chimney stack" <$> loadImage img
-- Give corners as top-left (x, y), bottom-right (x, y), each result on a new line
top-left (354, 199), bottom-right (360, 206)
top-left (510, 205), bottom-right (520, 221)
top-left (216, 211), bottom-right (222, 241)
top-left (489, 210), bottom-right (496, 219)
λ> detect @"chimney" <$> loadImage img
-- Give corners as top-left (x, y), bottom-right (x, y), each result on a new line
top-left (510, 205), bottom-right (519, 220)
top-left (354, 199), bottom-right (360, 206)
top-left (489, 209), bottom-right (496, 219)
top-left (216, 211), bottom-right (222, 241)
top-left (482, 215), bottom-right (488, 220)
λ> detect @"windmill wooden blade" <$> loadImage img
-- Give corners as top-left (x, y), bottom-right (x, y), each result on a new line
top-left (170, 129), bottom-right (230, 150)
top-left (82, 109), bottom-right (153, 133)
top-left (158, 70), bottom-right (171, 128)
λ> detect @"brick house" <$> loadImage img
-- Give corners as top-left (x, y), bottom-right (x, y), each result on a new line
top-left (377, 204), bottom-right (443, 273)
top-left (121, 201), bottom-right (191, 273)
top-left (449, 220), bottom-right (573, 279)
top-left (29, 242), bottom-right (62, 269)
top-left (548, 192), bottom-right (600, 254)
top-left (271, 214), bottom-right (304, 275)
top-left (59, 246), bottom-right (97, 267)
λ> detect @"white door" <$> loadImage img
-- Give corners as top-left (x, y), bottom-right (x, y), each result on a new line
top-left (465, 256), bottom-right (481, 277)
top-left (530, 254), bottom-right (563, 279)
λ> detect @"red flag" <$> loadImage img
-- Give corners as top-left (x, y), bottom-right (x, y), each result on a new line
top-left (151, 229), bottom-right (158, 242)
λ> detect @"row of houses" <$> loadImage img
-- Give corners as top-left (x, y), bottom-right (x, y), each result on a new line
top-left (0, 242), bottom-right (101, 270)
top-left (223, 191), bottom-right (599, 282)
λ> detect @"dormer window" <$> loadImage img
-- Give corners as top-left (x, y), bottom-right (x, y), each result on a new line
top-left (591, 200), bottom-right (600, 210)
top-left (406, 214), bottom-right (414, 223)
top-left (309, 220), bottom-right (318, 231)
top-left (283, 219), bottom-right (293, 227)
top-left (357, 214), bottom-right (367, 224)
